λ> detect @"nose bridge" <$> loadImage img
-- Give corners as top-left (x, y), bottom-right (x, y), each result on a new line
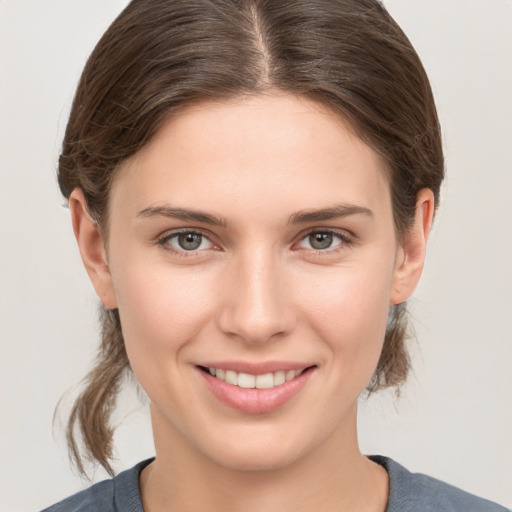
top-left (217, 244), bottom-right (294, 344)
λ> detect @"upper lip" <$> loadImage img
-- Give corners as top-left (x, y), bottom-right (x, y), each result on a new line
top-left (197, 361), bottom-right (316, 374)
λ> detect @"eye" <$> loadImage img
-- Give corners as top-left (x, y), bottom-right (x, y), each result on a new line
top-left (158, 230), bottom-right (215, 253)
top-left (297, 230), bottom-right (349, 251)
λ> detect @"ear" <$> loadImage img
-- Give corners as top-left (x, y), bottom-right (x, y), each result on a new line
top-left (390, 188), bottom-right (435, 305)
top-left (69, 188), bottom-right (118, 309)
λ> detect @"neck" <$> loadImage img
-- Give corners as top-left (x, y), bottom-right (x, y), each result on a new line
top-left (140, 405), bottom-right (388, 512)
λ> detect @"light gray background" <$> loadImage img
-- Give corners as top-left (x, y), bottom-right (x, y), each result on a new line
top-left (1, 1), bottom-right (511, 510)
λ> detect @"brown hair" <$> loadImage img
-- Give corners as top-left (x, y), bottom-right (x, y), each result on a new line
top-left (58, 0), bottom-right (444, 476)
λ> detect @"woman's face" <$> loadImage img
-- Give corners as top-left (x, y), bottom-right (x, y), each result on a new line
top-left (84, 94), bottom-right (426, 471)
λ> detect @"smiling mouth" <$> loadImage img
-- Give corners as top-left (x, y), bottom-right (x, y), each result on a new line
top-left (198, 366), bottom-right (315, 390)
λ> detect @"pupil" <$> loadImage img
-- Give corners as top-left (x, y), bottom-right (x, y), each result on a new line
top-left (310, 232), bottom-right (333, 250)
top-left (178, 233), bottom-right (202, 250)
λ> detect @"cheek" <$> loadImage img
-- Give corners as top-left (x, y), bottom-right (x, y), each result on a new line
top-left (111, 257), bottom-right (215, 376)
top-left (295, 261), bottom-right (392, 376)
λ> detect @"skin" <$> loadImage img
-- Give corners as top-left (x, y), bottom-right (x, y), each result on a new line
top-left (71, 93), bottom-right (434, 512)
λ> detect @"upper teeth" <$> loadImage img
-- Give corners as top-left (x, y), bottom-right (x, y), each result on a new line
top-left (208, 368), bottom-right (304, 389)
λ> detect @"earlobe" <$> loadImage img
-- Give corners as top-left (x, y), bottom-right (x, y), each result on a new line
top-left (390, 188), bottom-right (435, 305)
top-left (69, 188), bottom-right (118, 309)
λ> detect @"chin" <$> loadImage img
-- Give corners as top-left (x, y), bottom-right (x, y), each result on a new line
top-left (210, 445), bottom-right (302, 473)
top-left (198, 425), bottom-right (318, 473)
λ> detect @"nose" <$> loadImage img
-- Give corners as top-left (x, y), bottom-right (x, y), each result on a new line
top-left (216, 249), bottom-right (296, 345)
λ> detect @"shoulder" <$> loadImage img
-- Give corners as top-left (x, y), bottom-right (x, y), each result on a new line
top-left (370, 455), bottom-right (510, 512)
top-left (39, 459), bottom-right (153, 512)
top-left (39, 478), bottom-right (115, 512)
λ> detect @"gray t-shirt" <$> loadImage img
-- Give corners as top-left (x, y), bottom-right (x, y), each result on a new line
top-left (40, 456), bottom-right (509, 512)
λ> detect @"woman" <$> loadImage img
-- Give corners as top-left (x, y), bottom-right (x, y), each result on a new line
top-left (39, 0), bottom-right (508, 510)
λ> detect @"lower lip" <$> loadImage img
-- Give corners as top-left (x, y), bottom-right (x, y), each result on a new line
top-left (198, 367), bottom-right (314, 414)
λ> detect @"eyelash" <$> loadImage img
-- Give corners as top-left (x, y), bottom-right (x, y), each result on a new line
top-left (156, 228), bottom-right (217, 257)
top-left (295, 229), bottom-right (353, 255)
top-left (155, 228), bottom-right (353, 257)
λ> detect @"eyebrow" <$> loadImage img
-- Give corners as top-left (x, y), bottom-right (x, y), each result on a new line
top-left (137, 205), bottom-right (228, 227)
top-left (136, 202), bottom-right (373, 227)
top-left (288, 204), bottom-right (374, 224)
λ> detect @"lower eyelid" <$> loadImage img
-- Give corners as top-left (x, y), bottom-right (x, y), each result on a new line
top-left (172, 235), bottom-right (212, 251)
top-left (157, 230), bottom-right (216, 253)
top-left (296, 230), bottom-right (351, 250)
top-left (155, 229), bottom-right (352, 255)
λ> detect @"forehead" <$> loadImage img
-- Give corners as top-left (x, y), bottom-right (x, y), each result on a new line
top-left (111, 93), bottom-right (391, 223)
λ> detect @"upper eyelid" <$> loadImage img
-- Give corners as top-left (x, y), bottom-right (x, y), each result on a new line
top-left (156, 228), bottom-right (218, 253)
top-left (157, 227), bottom-right (215, 241)
top-left (155, 227), bottom-right (353, 251)
top-left (295, 227), bottom-right (354, 242)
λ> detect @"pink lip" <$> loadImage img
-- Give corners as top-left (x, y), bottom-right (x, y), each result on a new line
top-left (197, 360), bottom-right (312, 374)
top-left (197, 365), bottom-right (315, 415)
